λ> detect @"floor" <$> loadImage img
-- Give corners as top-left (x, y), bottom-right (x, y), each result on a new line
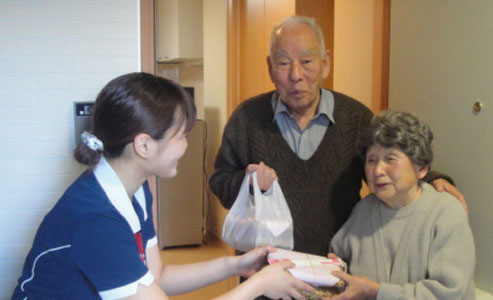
top-left (160, 235), bottom-right (238, 300)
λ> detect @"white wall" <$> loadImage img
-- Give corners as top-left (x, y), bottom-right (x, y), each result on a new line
top-left (0, 0), bottom-right (141, 298)
top-left (388, 1), bottom-right (493, 294)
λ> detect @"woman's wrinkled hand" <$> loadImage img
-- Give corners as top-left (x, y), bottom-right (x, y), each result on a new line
top-left (327, 271), bottom-right (379, 300)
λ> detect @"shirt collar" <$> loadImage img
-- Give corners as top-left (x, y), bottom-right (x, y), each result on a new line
top-left (271, 89), bottom-right (336, 124)
top-left (93, 156), bottom-right (147, 234)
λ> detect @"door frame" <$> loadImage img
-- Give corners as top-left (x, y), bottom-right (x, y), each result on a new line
top-left (141, 0), bottom-right (155, 74)
top-left (140, 0), bottom-right (158, 230)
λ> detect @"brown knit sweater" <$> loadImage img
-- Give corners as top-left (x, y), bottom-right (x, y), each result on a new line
top-left (209, 90), bottom-right (373, 256)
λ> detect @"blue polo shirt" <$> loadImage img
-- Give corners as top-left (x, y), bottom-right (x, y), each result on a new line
top-left (12, 158), bottom-right (157, 300)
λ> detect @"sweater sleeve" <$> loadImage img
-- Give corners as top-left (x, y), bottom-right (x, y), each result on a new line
top-left (328, 197), bottom-right (372, 265)
top-left (209, 104), bottom-right (252, 209)
top-left (328, 211), bottom-right (355, 263)
top-left (329, 226), bottom-right (348, 261)
top-left (352, 100), bottom-right (373, 184)
top-left (376, 201), bottom-right (476, 300)
top-left (423, 170), bottom-right (456, 186)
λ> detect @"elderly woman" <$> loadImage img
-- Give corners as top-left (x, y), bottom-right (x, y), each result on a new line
top-left (329, 110), bottom-right (476, 300)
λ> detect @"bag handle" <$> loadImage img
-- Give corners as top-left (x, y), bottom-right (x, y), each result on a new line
top-left (237, 172), bottom-right (254, 206)
top-left (251, 171), bottom-right (262, 198)
top-left (251, 171), bottom-right (277, 198)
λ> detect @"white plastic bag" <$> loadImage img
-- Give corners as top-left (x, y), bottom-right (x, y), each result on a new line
top-left (221, 171), bottom-right (294, 252)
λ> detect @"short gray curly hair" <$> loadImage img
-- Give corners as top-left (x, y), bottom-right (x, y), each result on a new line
top-left (360, 110), bottom-right (434, 167)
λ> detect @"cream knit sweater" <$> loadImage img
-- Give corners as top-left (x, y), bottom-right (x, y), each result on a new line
top-left (330, 183), bottom-right (476, 300)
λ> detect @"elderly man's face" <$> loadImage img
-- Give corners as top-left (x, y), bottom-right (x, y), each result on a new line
top-left (268, 24), bottom-right (330, 116)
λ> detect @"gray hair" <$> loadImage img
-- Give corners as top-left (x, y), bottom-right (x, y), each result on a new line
top-left (269, 15), bottom-right (326, 58)
top-left (360, 110), bottom-right (434, 167)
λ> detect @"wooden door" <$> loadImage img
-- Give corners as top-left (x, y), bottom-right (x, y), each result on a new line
top-left (228, 0), bottom-right (334, 116)
top-left (389, 0), bottom-right (493, 293)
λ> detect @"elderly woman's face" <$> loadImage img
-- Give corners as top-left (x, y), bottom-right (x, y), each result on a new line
top-left (365, 144), bottom-right (428, 208)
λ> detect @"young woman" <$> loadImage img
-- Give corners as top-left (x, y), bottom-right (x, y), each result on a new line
top-left (12, 73), bottom-right (314, 300)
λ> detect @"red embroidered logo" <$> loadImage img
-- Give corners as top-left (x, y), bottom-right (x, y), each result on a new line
top-left (134, 232), bottom-right (145, 262)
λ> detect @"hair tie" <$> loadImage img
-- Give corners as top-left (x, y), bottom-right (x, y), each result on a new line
top-left (81, 132), bottom-right (104, 152)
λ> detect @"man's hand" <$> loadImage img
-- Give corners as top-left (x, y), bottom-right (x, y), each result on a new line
top-left (432, 179), bottom-right (468, 212)
top-left (246, 161), bottom-right (278, 191)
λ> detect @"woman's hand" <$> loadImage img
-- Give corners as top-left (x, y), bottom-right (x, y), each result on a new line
top-left (328, 271), bottom-right (379, 300)
top-left (327, 252), bottom-right (341, 260)
top-left (251, 260), bottom-right (315, 300)
top-left (215, 251), bottom-right (314, 300)
top-left (233, 246), bottom-right (275, 278)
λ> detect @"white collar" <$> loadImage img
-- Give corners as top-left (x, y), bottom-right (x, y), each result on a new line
top-left (93, 157), bottom-right (148, 234)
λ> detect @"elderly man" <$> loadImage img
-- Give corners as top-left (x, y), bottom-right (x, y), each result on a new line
top-left (209, 16), bottom-right (463, 257)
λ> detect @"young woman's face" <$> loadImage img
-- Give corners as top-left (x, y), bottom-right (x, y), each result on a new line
top-left (365, 144), bottom-right (427, 208)
top-left (150, 121), bottom-right (188, 178)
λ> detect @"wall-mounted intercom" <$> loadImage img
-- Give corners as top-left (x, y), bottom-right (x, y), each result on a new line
top-left (73, 102), bottom-right (94, 145)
